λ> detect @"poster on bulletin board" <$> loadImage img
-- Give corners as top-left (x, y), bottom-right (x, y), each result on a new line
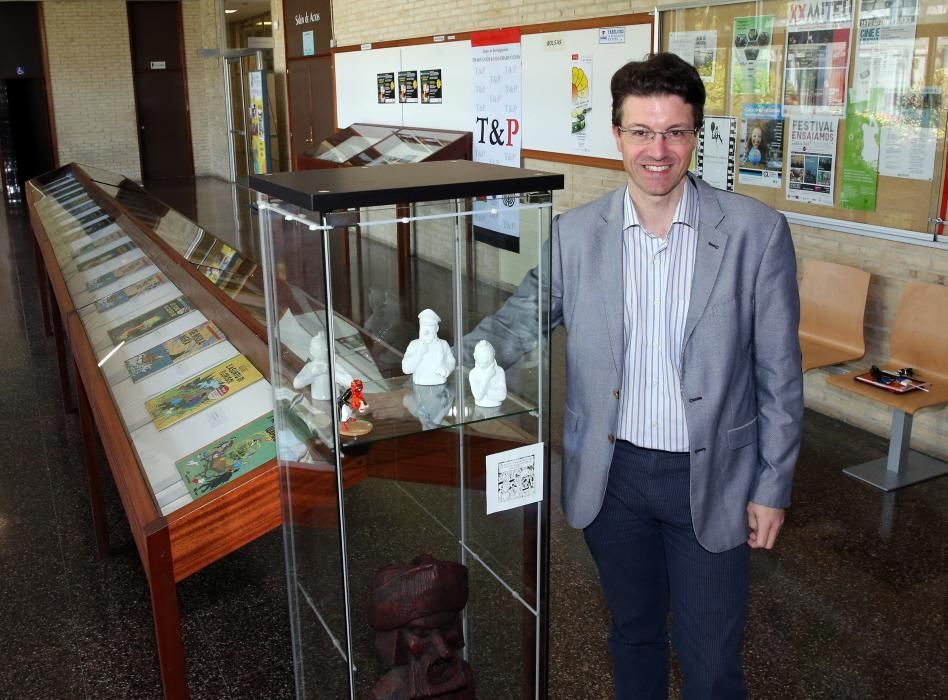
top-left (471, 27), bottom-right (522, 250)
top-left (248, 70), bottom-right (271, 174)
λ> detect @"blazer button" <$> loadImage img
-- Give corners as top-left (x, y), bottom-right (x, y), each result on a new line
top-left (607, 433), bottom-right (615, 444)
top-left (612, 389), bottom-right (620, 399)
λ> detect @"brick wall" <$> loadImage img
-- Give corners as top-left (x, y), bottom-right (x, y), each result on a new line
top-left (332, 0), bottom-right (948, 460)
top-left (43, 0), bottom-right (228, 182)
top-left (43, 0), bottom-right (143, 181)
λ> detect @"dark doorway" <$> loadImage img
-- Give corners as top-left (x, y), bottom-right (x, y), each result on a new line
top-left (127, 1), bottom-right (194, 182)
top-left (0, 2), bottom-right (55, 206)
top-left (287, 55), bottom-right (334, 170)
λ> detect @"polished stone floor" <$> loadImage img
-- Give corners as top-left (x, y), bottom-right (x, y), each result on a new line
top-left (2, 183), bottom-right (946, 699)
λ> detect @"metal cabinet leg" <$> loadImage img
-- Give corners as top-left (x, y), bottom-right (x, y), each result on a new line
top-left (843, 409), bottom-right (948, 491)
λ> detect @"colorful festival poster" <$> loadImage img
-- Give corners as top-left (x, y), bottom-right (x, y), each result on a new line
top-left (144, 355), bottom-right (264, 431)
top-left (420, 69), bottom-right (442, 103)
top-left (174, 413), bottom-right (276, 498)
top-left (786, 116), bottom-right (839, 205)
top-left (696, 116), bottom-right (736, 191)
top-left (377, 72), bottom-right (396, 103)
top-left (731, 16), bottom-right (774, 95)
top-left (398, 70), bottom-right (418, 103)
top-left (739, 104), bottom-right (785, 187)
top-left (76, 242), bottom-right (137, 272)
top-left (840, 92), bottom-right (880, 211)
top-left (106, 296), bottom-right (193, 345)
top-left (86, 256), bottom-right (152, 292)
top-left (124, 321), bottom-right (227, 382)
top-left (95, 272), bottom-right (168, 313)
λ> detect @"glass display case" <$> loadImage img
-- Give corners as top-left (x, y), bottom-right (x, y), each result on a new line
top-left (251, 161), bottom-right (563, 698)
top-left (296, 123), bottom-right (472, 170)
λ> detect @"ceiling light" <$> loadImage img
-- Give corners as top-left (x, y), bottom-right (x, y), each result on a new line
top-left (225, 8), bottom-right (237, 13)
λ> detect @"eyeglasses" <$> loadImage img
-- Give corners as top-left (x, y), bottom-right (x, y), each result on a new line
top-left (870, 365), bottom-right (916, 380)
top-left (616, 126), bottom-right (700, 145)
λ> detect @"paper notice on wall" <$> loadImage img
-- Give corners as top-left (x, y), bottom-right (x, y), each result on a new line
top-left (669, 30), bottom-right (718, 83)
top-left (840, 93), bottom-right (880, 211)
top-left (786, 116), bottom-right (839, 205)
top-left (377, 72), bottom-right (396, 103)
top-left (731, 16), bottom-right (773, 95)
top-left (696, 116), bottom-right (736, 191)
top-left (879, 124), bottom-right (937, 180)
top-left (850, 0), bottom-right (917, 108)
top-left (570, 54), bottom-right (593, 153)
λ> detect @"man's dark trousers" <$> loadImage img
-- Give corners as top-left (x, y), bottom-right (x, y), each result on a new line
top-left (584, 439), bottom-right (750, 699)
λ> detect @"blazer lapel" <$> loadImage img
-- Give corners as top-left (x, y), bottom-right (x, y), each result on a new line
top-left (684, 179), bottom-right (728, 346)
top-left (592, 188), bottom-right (626, 378)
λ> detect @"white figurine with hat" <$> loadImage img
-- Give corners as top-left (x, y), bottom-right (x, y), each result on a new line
top-left (293, 331), bottom-right (353, 401)
top-left (468, 339), bottom-right (507, 407)
top-left (402, 308), bottom-right (456, 385)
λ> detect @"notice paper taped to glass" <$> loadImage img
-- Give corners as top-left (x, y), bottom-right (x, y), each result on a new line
top-left (486, 442), bottom-right (544, 514)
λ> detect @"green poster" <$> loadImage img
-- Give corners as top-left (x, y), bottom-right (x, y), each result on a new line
top-left (840, 92), bottom-right (881, 212)
top-left (731, 16), bottom-right (774, 96)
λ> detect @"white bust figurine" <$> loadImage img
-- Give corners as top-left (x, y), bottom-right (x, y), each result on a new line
top-left (401, 308), bottom-right (456, 386)
top-left (468, 339), bottom-right (506, 407)
top-left (293, 331), bottom-right (353, 401)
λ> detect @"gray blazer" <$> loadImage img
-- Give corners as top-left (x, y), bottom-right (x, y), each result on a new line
top-left (469, 176), bottom-right (803, 553)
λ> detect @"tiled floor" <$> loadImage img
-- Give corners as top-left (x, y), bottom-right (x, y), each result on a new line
top-left (2, 185), bottom-right (946, 699)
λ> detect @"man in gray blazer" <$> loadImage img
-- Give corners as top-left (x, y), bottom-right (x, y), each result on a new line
top-left (469, 53), bottom-right (802, 698)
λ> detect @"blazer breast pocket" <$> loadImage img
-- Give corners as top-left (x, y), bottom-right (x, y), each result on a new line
top-left (727, 416), bottom-right (758, 450)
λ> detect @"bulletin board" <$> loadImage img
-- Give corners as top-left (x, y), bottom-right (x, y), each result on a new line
top-left (660, 0), bottom-right (948, 237)
top-left (332, 14), bottom-right (654, 170)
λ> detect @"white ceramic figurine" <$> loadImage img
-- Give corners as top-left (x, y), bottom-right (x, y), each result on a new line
top-left (401, 308), bottom-right (456, 385)
top-left (468, 339), bottom-right (506, 407)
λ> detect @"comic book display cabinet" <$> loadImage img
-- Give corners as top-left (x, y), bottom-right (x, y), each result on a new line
top-left (250, 160), bottom-right (563, 698)
top-left (26, 164), bottom-right (278, 699)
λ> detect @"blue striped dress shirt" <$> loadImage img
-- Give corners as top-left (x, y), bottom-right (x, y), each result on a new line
top-left (616, 178), bottom-right (699, 452)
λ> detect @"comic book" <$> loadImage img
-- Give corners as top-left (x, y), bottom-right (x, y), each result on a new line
top-left (144, 354), bottom-right (264, 431)
top-left (76, 241), bottom-right (137, 272)
top-left (86, 256), bottom-right (153, 292)
top-left (106, 295), bottom-right (193, 345)
top-left (95, 272), bottom-right (168, 313)
top-left (124, 321), bottom-right (226, 382)
top-left (63, 217), bottom-right (115, 246)
top-left (174, 413), bottom-right (276, 498)
top-left (75, 230), bottom-right (126, 257)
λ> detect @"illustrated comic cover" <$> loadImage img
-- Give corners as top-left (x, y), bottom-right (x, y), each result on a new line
top-left (85, 256), bottom-right (151, 292)
top-left (144, 354), bottom-right (264, 431)
top-left (124, 321), bottom-right (226, 382)
top-left (106, 295), bottom-right (193, 345)
top-left (75, 230), bottom-right (126, 258)
top-left (76, 241), bottom-right (137, 272)
top-left (63, 217), bottom-right (114, 246)
top-left (95, 272), bottom-right (167, 313)
top-left (174, 413), bottom-right (276, 498)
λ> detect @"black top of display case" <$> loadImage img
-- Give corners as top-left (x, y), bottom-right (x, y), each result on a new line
top-left (249, 160), bottom-right (564, 212)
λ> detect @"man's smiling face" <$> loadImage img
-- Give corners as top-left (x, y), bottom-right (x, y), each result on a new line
top-left (612, 93), bottom-right (697, 206)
